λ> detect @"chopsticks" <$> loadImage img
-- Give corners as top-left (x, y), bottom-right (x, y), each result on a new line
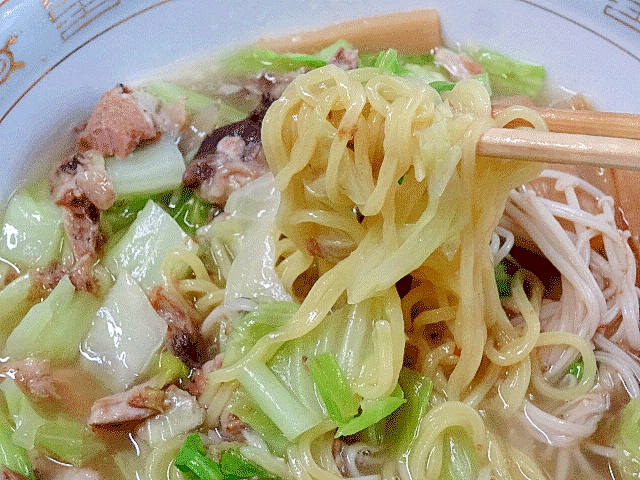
top-left (480, 107), bottom-right (640, 170)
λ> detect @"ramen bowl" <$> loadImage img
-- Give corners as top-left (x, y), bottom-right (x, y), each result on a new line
top-left (1, 1), bottom-right (640, 478)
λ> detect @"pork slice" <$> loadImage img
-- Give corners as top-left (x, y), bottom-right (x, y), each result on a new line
top-left (149, 287), bottom-right (208, 369)
top-left (77, 84), bottom-right (163, 159)
top-left (218, 410), bottom-right (248, 442)
top-left (88, 384), bottom-right (166, 430)
top-left (50, 150), bottom-right (115, 211)
top-left (328, 47), bottom-right (360, 70)
top-left (62, 197), bottom-right (103, 292)
top-left (185, 354), bottom-right (224, 397)
top-left (183, 135), bottom-right (268, 205)
top-left (0, 358), bottom-right (60, 399)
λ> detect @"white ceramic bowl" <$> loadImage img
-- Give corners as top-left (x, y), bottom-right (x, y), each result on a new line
top-left (1, 0), bottom-right (639, 202)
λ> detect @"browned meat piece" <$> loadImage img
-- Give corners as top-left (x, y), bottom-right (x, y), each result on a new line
top-left (241, 71), bottom-right (301, 102)
top-left (0, 358), bottom-right (60, 399)
top-left (49, 150), bottom-right (114, 292)
top-left (218, 410), bottom-right (248, 442)
top-left (183, 135), bottom-right (268, 205)
top-left (62, 197), bottom-right (103, 292)
top-left (77, 84), bottom-right (163, 158)
top-left (149, 287), bottom-right (208, 369)
top-left (32, 261), bottom-right (69, 292)
top-left (185, 354), bottom-right (224, 397)
top-left (88, 383), bottom-right (166, 430)
top-left (328, 47), bottom-right (360, 70)
top-left (0, 468), bottom-right (30, 480)
top-left (50, 150), bottom-right (116, 211)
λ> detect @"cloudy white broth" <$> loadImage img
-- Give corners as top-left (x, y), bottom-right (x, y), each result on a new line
top-left (1, 9), bottom-right (640, 480)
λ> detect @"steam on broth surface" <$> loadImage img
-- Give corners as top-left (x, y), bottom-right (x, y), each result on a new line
top-left (1, 9), bottom-right (639, 480)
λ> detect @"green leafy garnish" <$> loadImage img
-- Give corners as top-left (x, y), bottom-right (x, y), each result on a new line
top-left (386, 367), bottom-right (433, 454)
top-left (175, 434), bottom-right (280, 480)
top-left (397, 174), bottom-right (406, 185)
top-left (220, 449), bottom-right (279, 479)
top-left (102, 186), bottom-right (217, 239)
top-left (494, 260), bottom-right (513, 298)
top-left (465, 47), bottom-right (546, 97)
top-left (567, 357), bottom-right (584, 381)
top-left (307, 352), bottom-right (359, 426)
top-left (429, 81), bottom-right (456, 93)
top-left (373, 49), bottom-right (410, 76)
top-left (336, 384), bottom-right (406, 437)
top-left (175, 434), bottom-right (223, 480)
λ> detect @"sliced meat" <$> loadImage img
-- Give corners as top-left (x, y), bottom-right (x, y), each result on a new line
top-left (193, 98), bottom-right (271, 159)
top-left (0, 358), bottom-right (60, 399)
top-left (50, 150), bottom-right (115, 211)
top-left (49, 150), bottom-right (114, 292)
top-left (149, 287), bottom-right (208, 369)
top-left (77, 84), bottom-right (163, 158)
top-left (218, 410), bottom-right (248, 442)
top-left (185, 354), bottom-right (224, 397)
top-left (62, 197), bottom-right (103, 292)
top-left (0, 468), bottom-right (29, 480)
top-left (434, 47), bottom-right (484, 81)
top-left (328, 47), bottom-right (360, 70)
top-left (32, 261), bottom-right (69, 293)
top-left (243, 70), bottom-right (301, 103)
top-left (183, 135), bottom-right (268, 205)
top-left (88, 383), bottom-right (166, 430)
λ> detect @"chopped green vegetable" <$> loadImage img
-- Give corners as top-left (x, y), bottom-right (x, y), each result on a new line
top-left (229, 389), bottom-right (291, 457)
top-left (494, 260), bottom-right (513, 298)
top-left (429, 81), bottom-right (456, 94)
top-left (175, 433), bottom-right (223, 480)
top-left (439, 427), bottom-right (479, 480)
top-left (397, 174), bottom-right (406, 185)
top-left (386, 367), bottom-right (433, 455)
top-left (0, 182), bottom-right (64, 270)
top-left (336, 384), bottom-right (406, 437)
top-left (81, 270), bottom-right (168, 391)
top-left (224, 302), bottom-right (298, 366)
top-left (315, 39), bottom-right (355, 62)
top-left (465, 47), bottom-right (546, 97)
top-left (175, 435), bottom-right (281, 480)
top-left (567, 357), bottom-right (584, 381)
top-left (35, 416), bottom-right (106, 466)
top-left (0, 379), bottom-right (46, 450)
top-left (103, 200), bottom-right (199, 290)
top-left (219, 449), bottom-right (279, 479)
top-left (0, 424), bottom-right (35, 480)
top-left (0, 273), bottom-right (37, 349)
top-left (105, 135), bottom-right (186, 198)
top-left (143, 349), bottom-right (191, 390)
top-left (307, 352), bottom-right (359, 426)
top-left (238, 361), bottom-right (323, 441)
top-left (616, 398), bottom-right (640, 479)
top-left (4, 275), bottom-right (100, 364)
top-left (373, 49), bottom-right (410, 76)
top-left (145, 81), bottom-right (217, 116)
top-left (222, 48), bottom-right (327, 75)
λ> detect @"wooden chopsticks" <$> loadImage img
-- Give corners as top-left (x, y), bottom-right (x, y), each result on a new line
top-left (480, 107), bottom-right (640, 170)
